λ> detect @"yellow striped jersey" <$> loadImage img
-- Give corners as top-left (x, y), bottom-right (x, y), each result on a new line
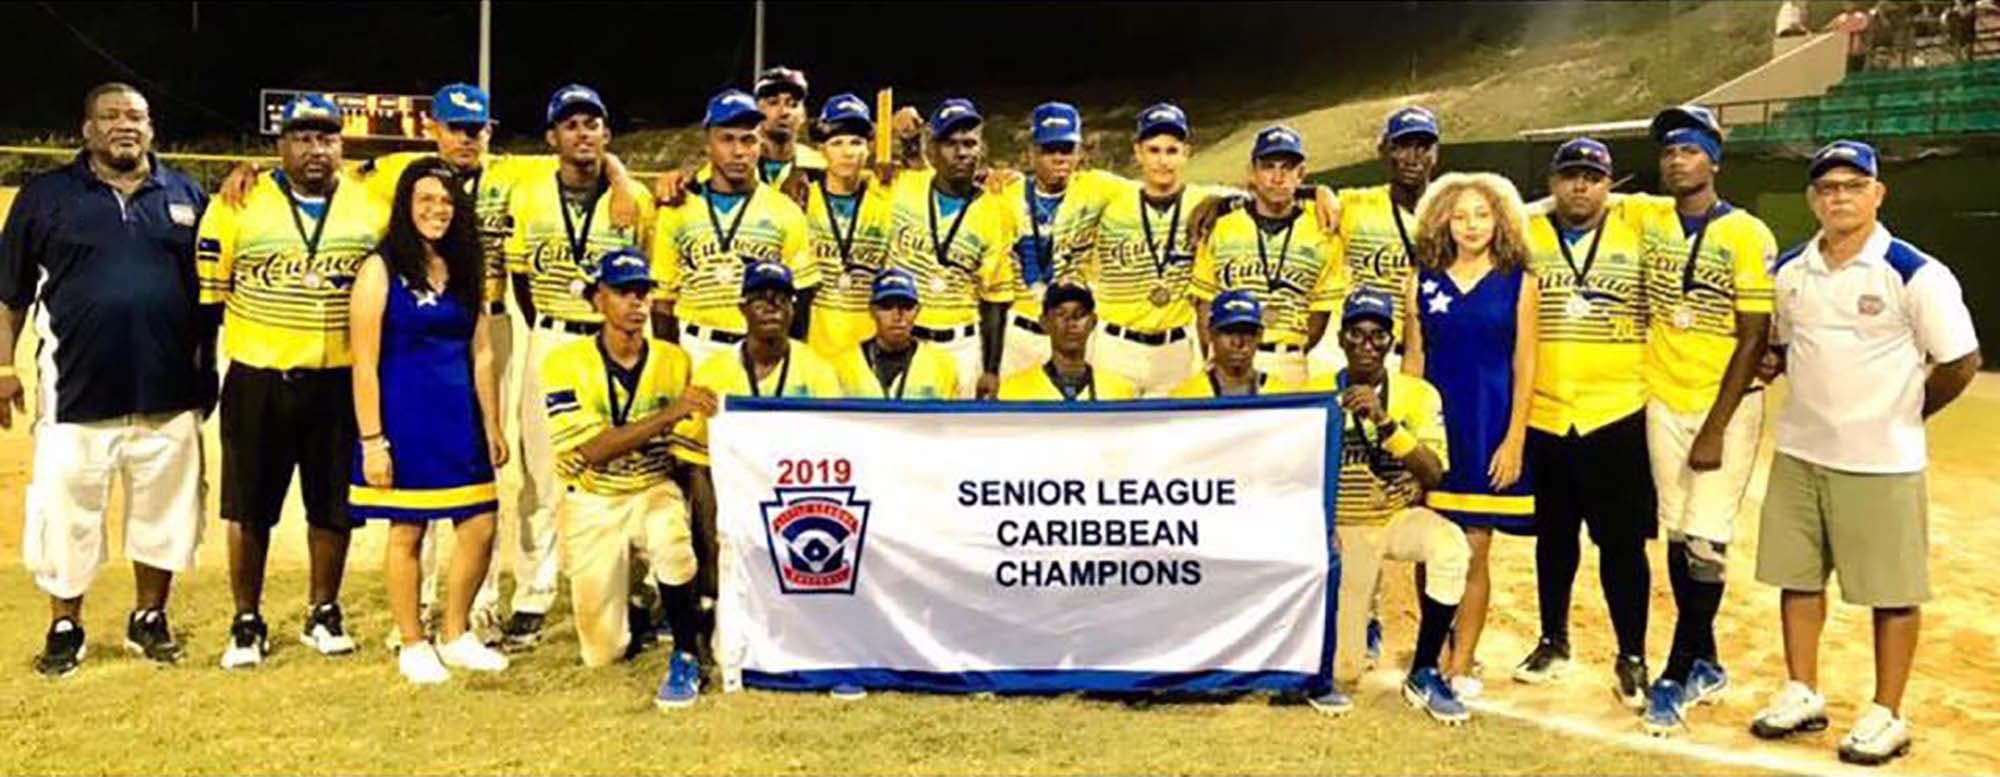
top-left (652, 186), bottom-right (814, 333)
top-left (540, 336), bottom-right (696, 496)
top-left (361, 152), bottom-right (556, 309)
top-left (1337, 185), bottom-right (1421, 340)
top-left (1526, 213), bottom-right (1650, 434)
top-left (1165, 369), bottom-right (1304, 398)
top-left (994, 169), bottom-right (1125, 319)
top-left (1298, 371), bottom-right (1450, 527)
top-left (996, 364), bottom-right (1139, 401)
top-left (196, 171), bottom-right (389, 370)
top-left (1087, 182), bottom-right (1236, 333)
top-left (886, 170), bottom-right (1016, 329)
top-left (830, 341), bottom-right (960, 400)
top-left (1612, 195), bottom-right (1777, 414)
top-left (805, 179), bottom-right (896, 318)
top-left (1191, 205), bottom-right (1346, 346)
top-left (503, 170), bottom-right (655, 324)
top-left (675, 342), bottom-right (845, 466)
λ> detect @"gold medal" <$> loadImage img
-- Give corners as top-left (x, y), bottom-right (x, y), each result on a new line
top-left (569, 279), bottom-right (588, 298)
top-left (1149, 285), bottom-right (1173, 307)
top-left (302, 270), bottom-right (322, 290)
top-left (837, 274), bottom-right (853, 292)
top-left (930, 276), bottom-right (948, 293)
top-left (1261, 307), bottom-right (1280, 327)
top-left (1672, 306), bottom-right (1696, 330)
top-left (1565, 293), bottom-right (1592, 319)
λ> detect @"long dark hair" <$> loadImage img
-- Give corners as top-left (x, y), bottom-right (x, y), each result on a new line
top-left (377, 156), bottom-right (481, 309)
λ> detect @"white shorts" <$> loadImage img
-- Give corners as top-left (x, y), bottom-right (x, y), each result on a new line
top-left (1646, 393), bottom-right (1766, 544)
top-left (1093, 324), bottom-right (1199, 398)
top-left (23, 409), bottom-right (205, 599)
top-left (999, 315), bottom-right (1051, 380)
top-left (925, 326), bottom-right (983, 399)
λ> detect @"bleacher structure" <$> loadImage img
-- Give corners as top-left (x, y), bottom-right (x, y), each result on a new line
top-left (1731, 59), bottom-right (2000, 144)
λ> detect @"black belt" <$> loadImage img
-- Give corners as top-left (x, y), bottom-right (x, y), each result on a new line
top-left (912, 324), bottom-right (977, 343)
top-left (1257, 342), bottom-right (1304, 354)
top-left (1010, 315), bottom-right (1046, 335)
top-left (486, 301), bottom-right (507, 315)
top-left (682, 323), bottom-right (745, 345)
top-left (231, 363), bottom-right (349, 383)
top-left (534, 316), bottom-right (601, 336)
top-left (1104, 323), bottom-right (1188, 347)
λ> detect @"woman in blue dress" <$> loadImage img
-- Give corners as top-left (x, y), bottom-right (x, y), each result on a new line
top-left (349, 158), bottom-right (509, 684)
top-left (1403, 172), bottom-right (1540, 700)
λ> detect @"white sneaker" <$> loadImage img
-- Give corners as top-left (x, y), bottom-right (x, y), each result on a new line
top-left (219, 613), bottom-right (269, 670)
top-left (1839, 704), bottom-right (1913, 766)
top-left (299, 603), bottom-right (358, 656)
top-left (1749, 681), bottom-right (1829, 740)
top-left (397, 641), bottom-right (451, 685)
top-left (1450, 674), bottom-right (1485, 700)
top-left (436, 631), bottom-right (510, 672)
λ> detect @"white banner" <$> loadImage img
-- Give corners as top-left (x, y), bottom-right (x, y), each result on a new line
top-left (712, 396), bottom-right (1342, 694)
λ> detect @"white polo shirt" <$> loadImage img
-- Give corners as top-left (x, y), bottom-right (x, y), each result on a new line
top-left (1772, 224), bottom-right (1979, 473)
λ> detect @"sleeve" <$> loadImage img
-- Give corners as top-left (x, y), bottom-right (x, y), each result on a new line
top-left (1307, 219), bottom-right (1348, 312)
top-left (540, 349), bottom-right (605, 460)
top-left (503, 187), bottom-right (532, 274)
top-left (1732, 220), bottom-right (1779, 314)
top-left (0, 184), bottom-right (45, 309)
top-left (778, 200), bottom-right (818, 289)
top-left (195, 194), bottom-right (240, 305)
top-left (649, 206), bottom-right (683, 303)
top-left (977, 211), bottom-right (1016, 304)
top-left (1607, 193), bottom-right (1666, 235)
top-left (1190, 221), bottom-right (1221, 301)
top-left (1405, 380), bottom-right (1450, 472)
top-left (1770, 271), bottom-right (1794, 347)
top-left (1907, 263), bottom-right (1980, 363)
top-left (669, 356), bottom-right (723, 466)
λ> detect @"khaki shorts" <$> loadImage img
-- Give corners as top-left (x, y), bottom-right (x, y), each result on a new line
top-left (1755, 453), bottom-right (1929, 608)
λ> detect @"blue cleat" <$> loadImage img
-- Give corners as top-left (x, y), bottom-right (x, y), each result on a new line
top-left (1685, 658), bottom-right (1729, 706)
top-left (1307, 687), bottom-right (1354, 717)
top-left (1403, 667), bottom-right (1470, 725)
top-left (1365, 617), bottom-right (1384, 667)
top-left (830, 682), bottom-right (867, 701)
top-left (654, 651), bottom-right (701, 711)
top-left (1642, 678), bottom-right (1689, 737)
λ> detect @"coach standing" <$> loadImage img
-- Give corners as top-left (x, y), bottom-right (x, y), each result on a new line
top-left (1, 83), bottom-right (212, 677)
top-left (1749, 141), bottom-right (1979, 767)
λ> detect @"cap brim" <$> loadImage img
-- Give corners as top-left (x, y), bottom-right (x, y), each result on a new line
top-left (820, 117), bottom-right (873, 138)
top-left (1385, 127), bottom-right (1439, 143)
top-left (754, 83), bottom-right (807, 100)
top-left (281, 118), bottom-right (343, 134)
top-left (1650, 109), bottom-right (1716, 143)
top-left (1553, 160), bottom-right (1611, 174)
top-left (1034, 132), bottom-right (1083, 147)
top-left (707, 110), bottom-right (763, 129)
top-left (550, 102), bottom-right (607, 125)
top-left (933, 115), bottom-right (982, 138)
top-left (1342, 311), bottom-right (1394, 329)
top-left (870, 291), bottom-right (919, 306)
top-left (1253, 148), bottom-right (1305, 162)
top-left (1137, 123), bottom-right (1190, 140)
top-left (1213, 316), bottom-right (1263, 331)
top-left (1808, 159), bottom-right (1874, 180)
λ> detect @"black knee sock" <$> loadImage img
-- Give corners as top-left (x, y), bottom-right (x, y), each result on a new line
top-left (1664, 540), bottom-right (1725, 683)
top-left (1536, 529), bottom-right (1581, 647)
top-left (658, 582), bottom-right (701, 662)
top-left (1412, 593), bottom-right (1457, 672)
top-left (1599, 542), bottom-right (1650, 660)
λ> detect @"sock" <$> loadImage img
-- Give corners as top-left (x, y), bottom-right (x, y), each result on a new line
top-left (1412, 593), bottom-right (1457, 672)
top-left (1535, 526), bottom-right (1581, 648)
top-left (1599, 540), bottom-right (1651, 660)
top-left (658, 582), bottom-right (701, 662)
top-left (1664, 540), bottom-right (1725, 682)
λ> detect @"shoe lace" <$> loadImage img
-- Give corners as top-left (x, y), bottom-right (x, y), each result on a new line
top-left (669, 654), bottom-right (697, 686)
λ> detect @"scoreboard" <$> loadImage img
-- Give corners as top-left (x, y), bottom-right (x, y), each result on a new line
top-left (259, 89), bottom-right (434, 140)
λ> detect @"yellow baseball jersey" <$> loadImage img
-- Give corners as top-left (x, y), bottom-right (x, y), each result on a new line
top-left (1165, 369), bottom-right (1302, 398)
top-left (1191, 205), bottom-right (1346, 347)
top-left (196, 171), bottom-right (389, 370)
top-left (1316, 372), bottom-right (1449, 527)
top-left (805, 180), bottom-right (897, 355)
top-left (887, 170), bottom-right (1016, 329)
top-left (1613, 195), bottom-right (1777, 414)
top-left (503, 171), bottom-right (655, 324)
top-left (994, 170), bottom-right (1125, 319)
top-left (830, 341), bottom-right (960, 400)
top-left (540, 336), bottom-right (697, 496)
top-left (1337, 185), bottom-right (1421, 339)
top-left (996, 365), bottom-right (1139, 401)
top-left (674, 343), bottom-right (845, 466)
top-left (361, 152), bottom-right (556, 309)
top-left (652, 186), bottom-right (815, 333)
top-left (1526, 214), bottom-right (1650, 435)
top-left (1087, 182), bottom-right (1236, 333)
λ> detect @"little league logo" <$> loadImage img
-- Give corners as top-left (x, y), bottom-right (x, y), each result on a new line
top-left (761, 487), bottom-right (871, 594)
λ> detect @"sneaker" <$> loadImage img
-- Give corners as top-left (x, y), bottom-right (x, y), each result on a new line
top-left (1642, 679), bottom-right (1689, 737)
top-left (437, 631), bottom-right (510, 672)
top-left (300, 603), bottom-right (357, 656)
top-left (469, 605), bottom-right (502, 646)
top-left (1512, 638), bottom-right (1571, 684)
top-left (1613, 654), bottom-right (1648, 710)
top-left (34, 619), bottom-right (86, 678)
top-left (830, 683), bottom-right (868, 701)
top-left (396, 640), bottom-right (450, 685)
top-left (1685, 658), bottom-right (1729, 706)
top-left (124, 609), bottom-right (183, 665)
top-left (220, 613), bottom-right (268, 670)
top-left (655, 651), bottom-right (702, 710)
top-left (1838, 704), bottom-right (1912, 766)
top-left (499, 611), bottom-right (544, 653)
top-left (1450, 674), bottom-right (1484, 700)
top-left (1404, 667), bottom-right (1470, 725)
top-left (1307, 687), bottom-right (1354, 717)
top-left (1749, 681), bottom-right (1829, 740)
top-left (1364, 618), bottom-right (1384, 667)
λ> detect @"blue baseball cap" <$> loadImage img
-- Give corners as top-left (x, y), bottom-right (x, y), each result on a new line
top-left (1136, 102), bottom-right (1190, 140)
top-left (1384, 106), bottom-right (1441, 144)
top-left (1551, 137), bottom-right (1613, 176)
top-left (279, 94), bottom-right (343, 134)
top-left (930, 98), bottom-right (982, 139)
top-left (818, 92), bottom-right (873, 135)
top-left (1650, 104), bottom-right (1722, 143)
top-left (1030, 102), bottom-right (1083, 147)
top-left (545, 84), bottom-right (606, 126)
top-left (1251, 125), bottom-right (1305, 162)
top-left (1042, 280), bottom-right (1095, 313)
top-left (1210, 290), bottom-right (1264, 330)
top-left (1809, 139), bottom-right (1878, 180)
top-left (1342, 288), bottom-right (1396, 329)
top-left (742, 260), bottom-right (796, 295)
top-left (870, 268), bottom-right (921, 306)
top-left (586, 248), bottom-right (654, 295)
top-left (431, 83), bottom-right (491, 126)
top-left (705, 89), bottom-right (761, 129)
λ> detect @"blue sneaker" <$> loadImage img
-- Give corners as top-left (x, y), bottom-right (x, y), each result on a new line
top-left (1642, 679), bottom-right (1689, 737)
top-left (1403, 667), bottom-right (1469, 725)
top-left (1307, 687), bottom-right (1353, 717)
top-left (1365, 618), bottom-right (1384, 666)
top-left (1685, 659), bottom-right (1728, 706)
top-left (654, 651), bottom-right (701, 710)
top-left (830, 682), bottom-right (867, 701)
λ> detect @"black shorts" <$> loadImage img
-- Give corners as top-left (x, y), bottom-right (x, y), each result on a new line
top-left (1527, 409), bottom-right (1657, 549)
top-left (219, 364), bottom-right (358, 530)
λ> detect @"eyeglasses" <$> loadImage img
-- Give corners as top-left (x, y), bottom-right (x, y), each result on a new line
top-left (1340, 327), bottom-right (1394, 348)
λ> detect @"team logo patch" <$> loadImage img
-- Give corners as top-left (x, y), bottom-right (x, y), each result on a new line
top-left (168, 202), bottom-right (196, 227)
top-left (761, 486), bottom-right (872, 595)
top-left (1858, 294), bottom-right (1885, 316)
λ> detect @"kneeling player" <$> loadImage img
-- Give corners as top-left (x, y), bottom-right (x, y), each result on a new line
top-left (997, 282), bottom-right (1138, 401)
top-left (1170, 290), bottom-right (1297, 397)
top-left (833, 268), bottom-right (961, 399)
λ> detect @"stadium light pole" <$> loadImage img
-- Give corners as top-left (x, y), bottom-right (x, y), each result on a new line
top-left (478, 0), bottom-right (492, 94)
top-left (753, 0), bottom-right (765, 78)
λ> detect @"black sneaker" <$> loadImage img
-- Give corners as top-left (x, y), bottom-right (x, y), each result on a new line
top-left (499, 611), bottom-right (544, 653)
top-left (1614, 654), bottom-right (1649, 710)
top-left (1511, 637), bottom-right (1571, 685)
top-left (299, 602), bottom-right (357, 656)
top-left (35, 618), bottom-right (85, 678)
top-left (124, 608), bottom-right (182, 664)
top-left (220, 612), bottom-right (268, 669)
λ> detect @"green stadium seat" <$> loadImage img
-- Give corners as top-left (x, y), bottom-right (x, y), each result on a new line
top-left (1938, 110), bottom-right (2000, 134)
top-left (1817, 113), bottom-right (1869, 139)
top-left (1821, 95), bottom-right (1871, 113)
top-left (1870, 113), bottom-right (1935, 137)
top-left (1875, 90), bottom-right (1936, 111)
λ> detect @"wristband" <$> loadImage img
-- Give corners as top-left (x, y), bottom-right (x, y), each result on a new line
top-left (0, 365), bottom-right (15, 379)
top-left (1382, 427), bottom-right (1420, 459)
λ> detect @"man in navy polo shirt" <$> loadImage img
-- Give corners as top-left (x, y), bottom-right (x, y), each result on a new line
top-left (0, 83), bottom-right (215, 678)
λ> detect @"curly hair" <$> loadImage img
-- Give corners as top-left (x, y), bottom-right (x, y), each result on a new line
top-left (1411, 172), bottom-right (1531, 274)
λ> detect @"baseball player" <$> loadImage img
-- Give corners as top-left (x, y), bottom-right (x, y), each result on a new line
top-left (751, 66), bottom-right (827, 187)
top-left (1, 84), bottom-right (213, 676)
top-left (1190, 125), bottom-right (1346, 387)
top-left (538, 248), bottom-right (716, 710)
top-left (804, 94), bottom-right (898, 359)
top-left (499, 84), bottom-right (655, 650)
top-left (993, 102), bottom-right (1123, 378)
top-left (197, 95), bottom-right (390, 669)
top-left (996, 282), bottom-right (1137, 400)
top-left (1167, 290), bottom-right (1296, 397)
top-left (831, 269), bottom-right (961, 399)
top-left (653, 89), bottom-right (817, 370)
